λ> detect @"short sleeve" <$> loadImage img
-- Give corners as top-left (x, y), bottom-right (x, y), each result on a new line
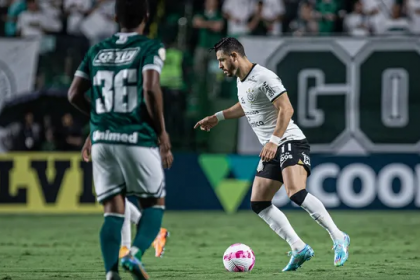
top-left (142, 41), bottom-right (165, 74)
top-left (75, 48), bottom-right (93, 80)
top-left (260, 73), bottom-right (286, 102)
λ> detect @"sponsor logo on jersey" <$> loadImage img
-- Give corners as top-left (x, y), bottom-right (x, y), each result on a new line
top-left (246, 88), bottom-right (257, 103)
top-left (249, 120), bottom-right (265, 128)
top-left (280, 152), bottom-right (293, 167)
top-left (262, 81), bottom-right (276, 98)
top-left (92, 130), bottom-right (138, 144)
top-left (241, 97), bottom-right (246, 104)
top-left (93, 48), bottom-right (140, 66)
top-left (245, 110), bottom-right (259, 116)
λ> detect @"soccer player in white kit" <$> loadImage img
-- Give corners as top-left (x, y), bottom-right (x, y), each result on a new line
top-left (194, 37), bottom-right (350, 271)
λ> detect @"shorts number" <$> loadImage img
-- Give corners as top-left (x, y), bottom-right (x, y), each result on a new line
top-left (93, 69), bottom-right (138, 114)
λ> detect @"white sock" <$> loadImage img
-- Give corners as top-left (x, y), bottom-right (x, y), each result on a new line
top-left (301, 193), bottom-right (344, 241)
top-left (127, 200), bottom-right (141, 224)
top-left (258, 205), bottom-right (306, 252)
top-left (121, 199), bottom-right (132, 248)
top-left (106, 271), bottom-right (120, 280)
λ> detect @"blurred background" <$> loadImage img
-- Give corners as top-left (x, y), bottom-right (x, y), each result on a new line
top-left (0, 0), bottom-right (419, 214)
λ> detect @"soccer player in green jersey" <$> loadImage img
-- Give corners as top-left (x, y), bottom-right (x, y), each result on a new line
top-left (68, 0), bottom-right (173, 279)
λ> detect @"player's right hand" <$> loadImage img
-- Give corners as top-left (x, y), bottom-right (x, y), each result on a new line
top-left (193, 115), bottom-right (219, 132)
top-left (81, 136), bottom-right (92, 162)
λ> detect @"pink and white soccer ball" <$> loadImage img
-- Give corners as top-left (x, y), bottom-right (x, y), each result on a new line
top-left (223, 243), bottom-right (255, 272)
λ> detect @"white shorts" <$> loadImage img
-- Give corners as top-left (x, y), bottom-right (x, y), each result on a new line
top-left (92, 143), bottom-right (165, 203)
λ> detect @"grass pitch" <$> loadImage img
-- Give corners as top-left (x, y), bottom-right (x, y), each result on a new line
top-left (0, 211), bottom-right (419, 280)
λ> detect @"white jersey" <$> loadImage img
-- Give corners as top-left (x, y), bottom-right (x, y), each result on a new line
top-left (237, 64), bottom-right (305, 146)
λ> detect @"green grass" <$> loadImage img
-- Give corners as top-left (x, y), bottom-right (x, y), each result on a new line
top-left (0, 211), bottom-right (419, 280)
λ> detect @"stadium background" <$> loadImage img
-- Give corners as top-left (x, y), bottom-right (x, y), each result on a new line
top-left (0, 0), bottom-right (419, 279)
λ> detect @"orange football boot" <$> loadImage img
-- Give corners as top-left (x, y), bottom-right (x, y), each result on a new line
top-left (152, 228), bottom-right (169, 257)
top-left (119, 245), bottom-right (130, 258)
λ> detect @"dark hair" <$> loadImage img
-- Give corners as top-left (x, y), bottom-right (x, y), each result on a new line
top-left (115, 0), bottom-right (149, 29)
top-left (211, 37), bottom-right (246, 57)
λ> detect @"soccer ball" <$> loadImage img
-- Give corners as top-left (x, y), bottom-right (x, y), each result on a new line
top-left (223, 243), bottom-right (255, 272)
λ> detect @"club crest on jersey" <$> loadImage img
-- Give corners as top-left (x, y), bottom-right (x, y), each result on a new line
top-left (246, 88), bottom-right (257, 103)
top-left (93, 47), bottom-right (140, 66)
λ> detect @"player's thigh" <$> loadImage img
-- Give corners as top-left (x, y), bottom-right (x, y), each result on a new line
top-left (251, 177), bottom-right (282, 201)
top-left (91, 144), bottom-right (125, 204)
top-left (116, 146), bottom-right (165, 198)
top-left (282, 165), bottom-right (308, 197)
top-left (253, 150), bottom-right (283, 201)
top-left (279, 140), bottom-right (312, 197)
top-left (103, 194), bottom-right (125, 215)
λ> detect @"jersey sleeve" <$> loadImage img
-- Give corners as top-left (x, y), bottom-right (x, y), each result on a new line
top-left (259, 73), bottom-right (287, 102)
top-left (74, 47), bottom-right (94, 80)
top-left (142, 41), bottom-right (165, 74)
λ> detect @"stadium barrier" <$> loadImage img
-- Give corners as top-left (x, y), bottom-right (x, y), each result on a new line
top-left (0, 153), bottom-right (419, 213)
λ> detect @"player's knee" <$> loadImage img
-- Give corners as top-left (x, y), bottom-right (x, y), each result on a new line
top-left (251, 201), bottom-right (272, 214)
top-left (289, 189), bottom-right (308, 206)
top-left (139, 197), bottom-right (159, 209)
top-left (156, 197), bottom-right (165, 206)
top-left (102, 194), bottom-right (125, 214)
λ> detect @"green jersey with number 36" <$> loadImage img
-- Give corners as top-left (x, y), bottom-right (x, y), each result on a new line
top-left (75, 33), bottom-right (165, 147)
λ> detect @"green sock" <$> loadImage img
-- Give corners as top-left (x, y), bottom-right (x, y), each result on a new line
top-left (132, 207), bottom-right (164, 260)
top-left (100, 215), bottom-right (124, 273)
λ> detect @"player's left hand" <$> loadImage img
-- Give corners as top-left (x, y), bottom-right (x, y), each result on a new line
top-left (260, 142), bottom-right (278, 162)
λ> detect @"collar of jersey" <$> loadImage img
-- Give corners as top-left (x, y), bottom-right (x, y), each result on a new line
top-left (241, 63), bottom-right (257, 82)
top-left (114, 32), bottom-right (139, 37)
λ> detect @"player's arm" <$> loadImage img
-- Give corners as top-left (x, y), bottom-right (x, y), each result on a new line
top-left (194, 102), bottom-right (244, 131)
top-left (68, 76), bottom-right (91, 116)
top-left (141, 42), bottom-right (173, 168)
top-left (260, 94), bottom-right (293, 161)
top-left (271, 93), bottom-right (294, 141)
top-left (69, 77), bottom-right (92, 161)
top-left (143, 69), bottom-right (174, 169)
top-left (69, 49), bottom-right (93, 161)
top-left (221, 102), bottom-right (245, 119)
top-left (143, 70), bottom-right (167, 140)
top-left (259, 75), bottom-right (291, 161)
top-left (69, 48), bottom-right (92, 116)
